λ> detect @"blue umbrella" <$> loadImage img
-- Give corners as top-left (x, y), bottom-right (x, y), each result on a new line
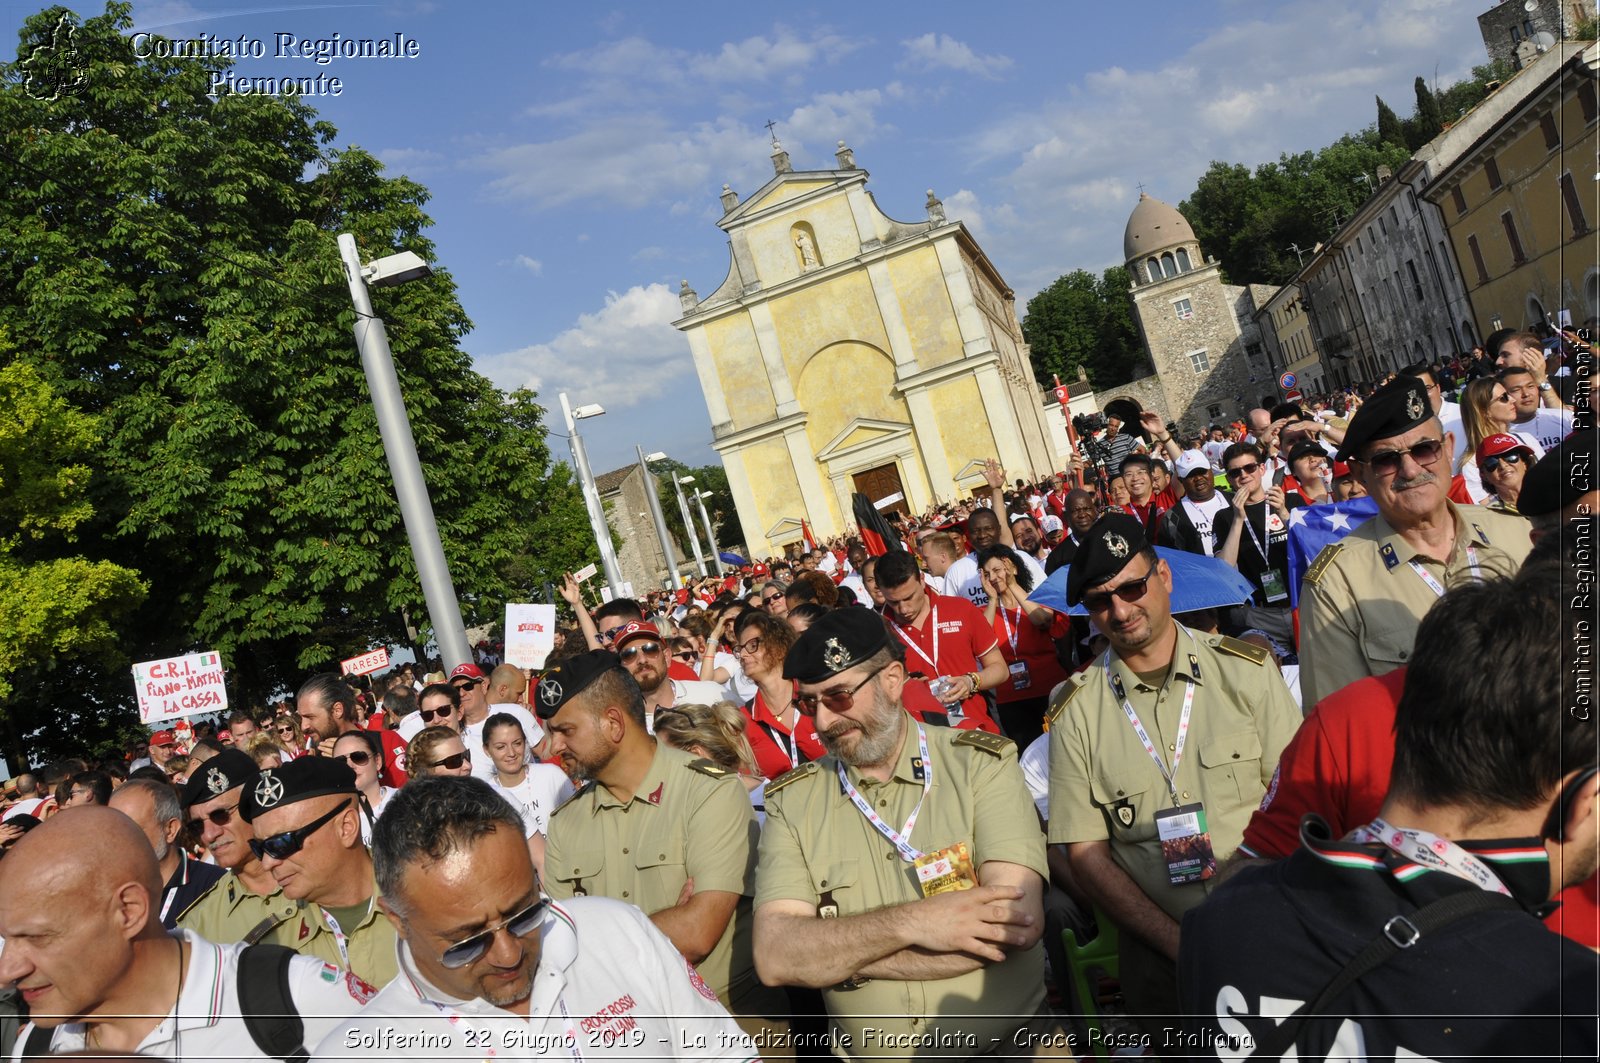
top-left (1029, 547), bottom-right (1258, 616)
top-left (719, 551), bottom-right (750, 566)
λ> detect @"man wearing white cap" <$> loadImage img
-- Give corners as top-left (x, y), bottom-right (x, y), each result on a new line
top-left (1156, 451), bottom-right (1229, 557)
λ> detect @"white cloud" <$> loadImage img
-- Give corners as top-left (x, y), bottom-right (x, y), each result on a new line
top-left (632, 246), bottom-right (668, 261)
top-left (377, 147), bottom-right (445, 174)
top-left (477, 284), bottom-right (691, 413)
top-left (899, 33), bottom-right (1012, 79)
top-left (511, 254), bottom-right (543, 274)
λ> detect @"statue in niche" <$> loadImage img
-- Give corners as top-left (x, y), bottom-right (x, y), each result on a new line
top-left (793, 229), bottom-right (819, 270)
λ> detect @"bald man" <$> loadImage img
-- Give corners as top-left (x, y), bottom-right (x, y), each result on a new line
top-left (0, 808), bottom-right (369, 1060)
top-left (107, 779), bottom-right (224, 928)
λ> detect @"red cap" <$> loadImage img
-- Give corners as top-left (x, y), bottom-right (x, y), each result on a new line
top-left (149, 730), bottom-right (177, 747)
top-left (448, 663), bottom-right (487, 685)
top-left (612, 621), bottom-right (661, 649)
top-left (1476, 433), bottom-right (1532, 466)
top-left (674, 589), bottom-right (689, 605)
top-left (1332, 461), bottom-right (1353, 480)
top-left (754, 563), bottom-right (769, 576)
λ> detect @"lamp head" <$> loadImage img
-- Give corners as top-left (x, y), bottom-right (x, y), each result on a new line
top-left (363, 251), bottom-right (432, 288)
top-left (572, 404), bottom-right (606, 419)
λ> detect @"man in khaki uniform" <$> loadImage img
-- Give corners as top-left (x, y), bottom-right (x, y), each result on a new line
top-left (1300, 375), bottom-right (1531, 706)
top-left (240, 756), bottom-right (399, 987)
top-left (177, 750), bottom-right (300, 945)
top-left (537, 650), bottom-right (787, 1040)
top-left (1048, 513), bottom-right (1301, 1037)
top-left (755, 609), bottom-right (1063, 1061)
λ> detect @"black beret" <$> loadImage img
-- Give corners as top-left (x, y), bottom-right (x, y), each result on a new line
top-left (1067, 513), bottom-right (1151, 606)
top-left (239, 756), bottom-right (357, 823)
top-left (533, 649), bottom-right (623, 720)
top-left (784, 607), bottom-right (891, 683)
top-left (180, 750), bottom-right (259, 809)
top-left (1103, 398), bottom-right (1143, 435)
top-left (1287, 439), bottom-right (1327, 467)
top-left (1335, 376), bottom-right (1434, 461)
top-left (1518, 429), bottom-right (1598, 517)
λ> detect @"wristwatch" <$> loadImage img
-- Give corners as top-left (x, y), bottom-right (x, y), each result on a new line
top-left (1539, 381), bottom-right (1553, 392)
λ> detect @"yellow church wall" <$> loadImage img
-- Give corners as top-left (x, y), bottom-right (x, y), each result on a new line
top-left (745, 196), bottom-right (863, 285)
top-left (702, 314), bottom-right (777, 431)
top-left (768, 272), bottom-right (892, 383)
top-left (738, 436), bottom-right (807, 533)
top-left (927, 376), bottom-right (997, 494)
top-left (886, 247), bottom-right (965, 367)
top-left (794, 342), bottom-right (909, 456)
top-left (740, 179), bottom-right (836, 214)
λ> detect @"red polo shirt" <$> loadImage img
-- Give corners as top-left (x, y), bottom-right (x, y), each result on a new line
top-left (886, 593), bottom-right (1000, 733)
top-left (743, 686), bottom-right (827, 780)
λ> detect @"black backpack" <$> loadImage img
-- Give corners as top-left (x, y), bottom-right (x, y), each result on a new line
top-left (20, 943), bottom-right (308, 1061)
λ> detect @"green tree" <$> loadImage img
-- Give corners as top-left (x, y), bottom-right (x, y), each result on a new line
top-left (652, 461), bottom-right (737, 564)
top-left (1376, 95), bottom-right (1406, 147)
top-left (1413, 76), bottom-right (1443, 143)
top-left (0, 4), bottom-right (597, 732)
top-left (1021, 268), bottom-right (1146, 391)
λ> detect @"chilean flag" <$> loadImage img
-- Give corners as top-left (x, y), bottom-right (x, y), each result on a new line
top-left (1285, 496), bottom-right (1380, 645)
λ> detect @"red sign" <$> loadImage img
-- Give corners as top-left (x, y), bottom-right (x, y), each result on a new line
top-left (1054, 385), bottom-right (1070, 406)
top-left (340, 647), bottom-right (390, 676)
top-left (1285, 388), bottom-right (1303, 402)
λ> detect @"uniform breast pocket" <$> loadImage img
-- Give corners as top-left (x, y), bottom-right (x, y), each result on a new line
top-left (807, 859), bottom-right (860, 914)
top-left (549, 849), bottom-right (605, 899)
top-left (635, 834), bottom-right (688, 898)
top-left (1090, 774), bottom-right (1156, 841)
top-left (1360, 615), bottom-right (1418, 669)
top-left (1198, 730), bottom-right (1264, 806)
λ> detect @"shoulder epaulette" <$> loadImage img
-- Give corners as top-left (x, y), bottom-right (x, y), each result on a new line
top-left (686, 757), bottom-right (734, 779)
top-left (1214, 635), bottom-right (1270, 666)
top-left (1304, 543), bottom-right (1342, 587)
top-left (952, 729), bottom-right (1012, 757)
top-left (551, 780), bottom-right (596, 817)
top-left (1045, 676), bottom-right (1085, 727)
top-left (765, 761), bottom-right (821, 797)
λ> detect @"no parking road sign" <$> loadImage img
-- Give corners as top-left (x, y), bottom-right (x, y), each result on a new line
top-left (1278, 371), bottom-right (1297, 392)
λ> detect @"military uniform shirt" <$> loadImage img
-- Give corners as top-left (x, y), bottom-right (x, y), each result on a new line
top-left (1298, 502), bottom-right (1530, 706)
top-left (544, 742), bottom-right (759, 1008)
top-left (177, 870), bottom-right (301, 946)
top-left (756, 716), bottom-right (1048, 1059)
top-left (1047, 626), bottom-right (1301, 920)
top-left (260, 879), bottom-right (399, 989)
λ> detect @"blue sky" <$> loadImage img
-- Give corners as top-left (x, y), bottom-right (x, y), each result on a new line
top-left (34, 0), bottom-right (1495, 474)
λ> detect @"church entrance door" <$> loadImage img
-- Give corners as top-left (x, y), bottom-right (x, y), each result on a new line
top-left (852, 463), bottom-right (909, 517)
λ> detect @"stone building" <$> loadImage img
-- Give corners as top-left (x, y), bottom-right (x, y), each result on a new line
top-left (672, 141), bottom-right (1057, 557)
top-left (1115, 194), bottom-right (1276, 431)
top-left (593, 464), bottom-right (683, 593)
top-left (1478, 0), bottom-right (1588, 68)
top-left (1254, 282), bottom-right (1328, 395)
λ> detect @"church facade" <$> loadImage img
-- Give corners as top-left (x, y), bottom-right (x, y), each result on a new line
top-left (673, 142), bottom-right (1056, 557)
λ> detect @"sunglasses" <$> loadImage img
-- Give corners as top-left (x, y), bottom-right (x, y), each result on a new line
top-left (335, 750), bottom-right (373, 767)
top-left (599, 624), bottom-right (629, 643)
top-left (672, 651), bottom-right (698, 662)
top-left (431, 749), bottom-right (471, 771)
top-left (187, 800), bottom-right (241, 835)
top-left (249, 800), bottom-right (348, 861)
top-left (1480, 451), bottom-right (1527, 474)
top-left (1080, 564), bottom-right (1158, 612)
top-left (419, 704), bottom-right (455, 722)
top-left (762, 593), bottom-right (785, 604)
top-left (438, 897), bottom-right (550, 969)
top-left (1224, 462), bottom-right (1261, 480)
top-left (1491, 393), bottom-right (1514, 405)
top-left (1360, 437), bottom-right (1446, 474)
top-left (795, 666), bottom-right (885, 717)
top-left (618, 641), bottom-right (661, 662)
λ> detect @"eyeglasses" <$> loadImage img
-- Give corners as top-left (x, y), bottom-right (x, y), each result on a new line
top-left (419, 704), bottom-right (455, 722)
top-left (1080, 564), bottom-right (1159, 612)
top-left (438, 898), bottom-right (550, 969)
top-left (248, 800), bottom-right (348, 861)
top-left (735, 636), bottom-right (763, 657)
top-left (430, 749), bottom-right (471, 771)
top-left (1359, 438), bottom-right (1446, 475)
top-left (1491, 392), bottom-right (1514, 405)
top-left (1224, 462), bottom-right (1261, 480)
top-left (1480, 451), bottom-right (1527, 474)
top-left (617, 641), bottom-right (661, 663)
top-left (335, 750), bottom-right (373, 767)
top-left (795, 666), bottom-right (885, 717)
top-left (187, 800), bottom-right (241, 835)
top-left (762, 593), bottom-right (784, 604)
top-left (599, 624), bottom-right (628, 644)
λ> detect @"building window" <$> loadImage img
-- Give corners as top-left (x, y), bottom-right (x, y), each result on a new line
top-left (1147, 257), bottom-right (1161, 283)
top-left (1406, 260), bottom-right (1423, 301)
top-left (1207, 404), bottom-right (1223, 419)
top-left (1356, 235), bottom-right (1364, 255)
top-left (1161, 252), bottom-right (1178, 278)
top-left (1560, 171), bottom-right (1588, 235)
top-left (1246, 341), bottom-right (1263, 361)
top-left (1175, 248), bottom-right (1192, 272)
top-left (1485, 155), bottom-right (1502, 191)
top-left (1378, 215), bottom-right (1387, 236)
top-left (1187, 349), bottom-right (1210, 373)
top-left (1541, 112), bottom-right (1561, 151)
top-left (1452, 186), bottom-right (1468, 215)
top-left (1174, 298), bottom-right (1194, 320)
top-left (1501, 211), bottom-right (1526, 263)
top-left (1467, 234), bottom-right (1489, 284)
top-left (1388, 206), bottom-right (1398, 229)
top-left (1510, 25), bottom-right (1522, 45)
top-left (1438, 240), bottom-right (1454, 279)
top-left (1580, 81), bottom-right (1597, 124)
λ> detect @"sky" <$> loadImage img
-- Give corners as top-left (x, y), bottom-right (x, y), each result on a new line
top-left (23, 0), bottom-right (1500, 475)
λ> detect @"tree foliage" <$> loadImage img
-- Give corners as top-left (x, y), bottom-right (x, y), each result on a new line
top-left (651, 461), bottom-right (737, 562)
top-left (1376, 95), bottom-right (1406, 148)
top-left (1021, 267), bottom-right (1147, 391)
top-left (1412, 76), bottom-right (1443, 144)
top-left (0, 3), bottom-right (597, 754)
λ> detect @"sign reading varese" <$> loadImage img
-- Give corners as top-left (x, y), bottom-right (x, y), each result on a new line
top-left (133, 651), bottom-right (228, 725)
top-left (504, 603), bottom-right (557, 669)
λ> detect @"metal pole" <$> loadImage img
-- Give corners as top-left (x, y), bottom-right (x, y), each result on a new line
top-left (694, 491), bottom-right (723, 576)
top-left (560, 393), bottom-right (626, 598)
top-left (673, 477), bottom-right (707, 577)
top-left (636, 446), bottom-right (682, 590)
top-left (337, 234), bottom-right (473, 670)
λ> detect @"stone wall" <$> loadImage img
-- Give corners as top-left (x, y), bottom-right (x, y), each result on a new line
top-left (1131, 262), bottom-right (1258, 434)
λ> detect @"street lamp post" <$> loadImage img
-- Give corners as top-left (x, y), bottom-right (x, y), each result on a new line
top-left (637, 447), bottom-right (682, 590)
top-left (694, 490), bottom-right (723, 575)
top-left (560, 393), bottom-right (626, 600)
top-left (336, 233), bottom-right (473, 670)
top-left (671, 475), bottom-right (708, 577)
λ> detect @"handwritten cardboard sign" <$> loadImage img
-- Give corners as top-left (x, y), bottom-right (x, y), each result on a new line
top-left (133, 651), bottom-right (228, 725)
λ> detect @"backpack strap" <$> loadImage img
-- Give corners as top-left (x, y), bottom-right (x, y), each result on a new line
top-left (1250, 889), bottom-right (1520, 1059)
top-left (238, 943), bottom-right (308, 1063)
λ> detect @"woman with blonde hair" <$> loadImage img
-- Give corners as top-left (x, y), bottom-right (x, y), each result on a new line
top-left (243, 734), bottom-right (284, 770)
top-left (405, 725), bottom-right (472, 779)
top-left (653, 701), bottom-right (766, 821)
top-left (1451, 376), bottom-right (1543, 503)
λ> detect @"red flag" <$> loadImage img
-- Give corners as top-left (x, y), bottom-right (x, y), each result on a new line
top-left (801, 520), bottom-right (818, 552)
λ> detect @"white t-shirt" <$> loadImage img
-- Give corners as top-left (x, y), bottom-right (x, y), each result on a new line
top-left (838, 571), bottom-right (867, 602)
top-left (1179, 494), bottom-right (1231, 556)
top-left (1459, 430), bottom-right (1544, 503)
top-left (466, 704), bottom-right (545, 783)
top-left (310, 897), bottom-right (757, 1061)
top-left (20, 930), bottom-right (371, 1060)
top-left (1512, 407), bottom-right (1574, 453)
top-left (712, 650), bottom-right (757, 705)
top-left (1440, 400), bottom-right (1467, 464)
top-left (944, 550), bottom-right (1049, 608)
top-left (489, 764), bottom-right (574, 838)
top-left (1202, 439), bottom-right (1229, 472)
top-left (1019, 732), bottom-right (1051, 820)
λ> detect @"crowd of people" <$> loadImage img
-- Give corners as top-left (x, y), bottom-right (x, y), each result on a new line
top-left (0, 324), bottom-right (1594, 1061)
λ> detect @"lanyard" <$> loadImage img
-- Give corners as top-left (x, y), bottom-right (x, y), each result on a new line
top-left (319, 896), bottom-right (372, 970)
top-left (1105, 655), bottom-right (1197, 808)
top-left (889, 603), bottom-right (939, 674)
top-left (1242, 503), bottom-right (1272, 564)
top-left (409, 975), bottom-right (583, 1061)
top-left (998, 606), bottom-right (1021, 657)
top-left (1349, 817), bottom-right (1511, 896)
top-left (836, 724), bottom-right (932, 862)
top-left (1407, 545), bottom-right (1480, 598)
top-left (757, 688), bottom-right (800, 768)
